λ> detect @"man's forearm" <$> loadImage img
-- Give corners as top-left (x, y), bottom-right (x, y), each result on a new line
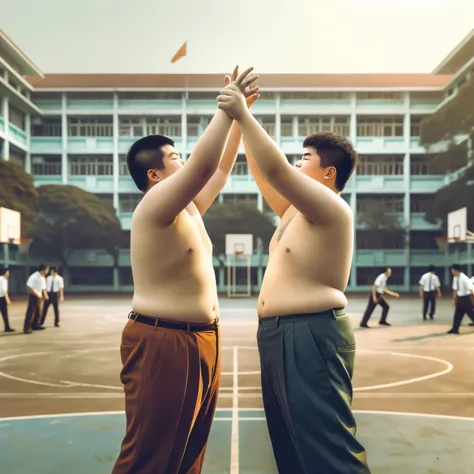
top-left (28, 286), bottom-right (41, 298)
top-left (217, 121), bottom-right (242, 175)
top-left (187, 109), bottom-right (233, 177)
top-left (238, 111), bottom-right (289, 179)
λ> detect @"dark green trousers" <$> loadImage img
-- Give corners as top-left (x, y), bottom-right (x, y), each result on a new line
top-left (257, 309), bottom-right (370, 474)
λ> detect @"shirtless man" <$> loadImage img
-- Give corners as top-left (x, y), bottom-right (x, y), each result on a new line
top-left (217, 90), bottom-right (370, 473)
top-left (112, 66), bottom-right (258, 474)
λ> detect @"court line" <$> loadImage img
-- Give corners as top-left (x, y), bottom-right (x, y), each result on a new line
top-left (230, 347), bottom-right (239, 474)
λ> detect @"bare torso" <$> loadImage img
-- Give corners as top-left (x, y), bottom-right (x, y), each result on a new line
top-left (131, 201), bottom-right (218, 323)
top-left (258, 202), bottom-right (353, 317)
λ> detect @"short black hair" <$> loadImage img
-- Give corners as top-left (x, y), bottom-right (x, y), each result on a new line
top-left (51, 266), bottom-right (58, 272)
top-left (384, 267), bottom-right (391, 273)
top-left (0, 267), bottom-right (9, 275)
top-left (302, 132), bottom-right (359, 191)
top-left (126, 135), bottom-right (175, 191)
top-left (451, 264), bottom-right (462, 271)
top-left (38, 264), bottom-right (47, 271)
top-left (428, 265), bottom-right (435, 272)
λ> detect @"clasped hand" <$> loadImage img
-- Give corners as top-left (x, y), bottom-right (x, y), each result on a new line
top-left (217, 66), bottom-right (259, 120)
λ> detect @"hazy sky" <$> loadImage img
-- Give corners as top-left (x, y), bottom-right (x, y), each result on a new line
top-left (2, 0), bottom-right (473, 74)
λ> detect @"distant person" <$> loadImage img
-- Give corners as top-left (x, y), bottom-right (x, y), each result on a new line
top-left (419, 265), bottom-right (442, 320)
top-left (40, 267), bottom-right (64, 327)
top-left (448, 264), bottom-right (474, 334)
top-left (112, 67), bottom-right (258, 474)
top-left (0, 267), bottom-right (14, 332)
top-left (219, 89), bottom-right (370, 471)
top-left (360, 267), bottom-right (400, 328)
top-left (23, 264), bottom-right (49, 334)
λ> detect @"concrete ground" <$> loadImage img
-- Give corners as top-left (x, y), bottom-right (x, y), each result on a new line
top-left (0, 295), bottom-right (473, 473)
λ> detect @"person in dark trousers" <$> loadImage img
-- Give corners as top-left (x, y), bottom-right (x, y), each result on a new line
top-left (23, 264), bottom-right (49, 334)
top-left (360, 267), bottom-right (400, 328)
top-left (448, 264), bottom-right (474, 334)
top-left (419, 265), bottom-right (442, 320)
top-left (0, 267), bottom-right (14, 332)
top-left (40, 267), bottom-right (64, 327)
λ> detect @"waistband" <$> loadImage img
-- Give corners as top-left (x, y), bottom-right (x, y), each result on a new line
top-left (258, 308), bottom-right (346, 327)
top-left (128, 311), bottom-right (219, 332)
top-left (457, 294), bottom-right (472, 299)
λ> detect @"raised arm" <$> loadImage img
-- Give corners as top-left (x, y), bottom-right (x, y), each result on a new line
top-left (193, 73), bottom-right (260, 215)
top-left (244, 138), bottom-right (290, 218)
top-left (217, 87), bottom-right (347, 224)
top-left (141, 67), bottom-right (259, 225)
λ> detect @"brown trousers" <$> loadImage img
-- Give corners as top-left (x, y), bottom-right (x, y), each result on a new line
top-left (112, 317), bottom-right (221, 474)
top-left (23, 294), bottom-right (41, 333)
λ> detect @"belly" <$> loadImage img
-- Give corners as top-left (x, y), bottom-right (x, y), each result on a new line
top-left (258, 257), bottom-right (348, 318)
top-left (131, 253), bottom-right (219, 323)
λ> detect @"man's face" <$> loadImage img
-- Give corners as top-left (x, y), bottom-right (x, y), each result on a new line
top-left (4, 271), bottom-right (9, 279)
top-left (295, 147), bottom-right (337, 188)
top-left (40, 267), bottom-right (49, 276)
top-left (451, 269), bottom-right (460, 277)
top-left (149, 145), bottom-right (185, 184)
top-left (385, 268), bottom-right (392, 277)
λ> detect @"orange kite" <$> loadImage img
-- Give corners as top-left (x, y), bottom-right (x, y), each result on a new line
top-left (171, 42), bottom-right (187, 63)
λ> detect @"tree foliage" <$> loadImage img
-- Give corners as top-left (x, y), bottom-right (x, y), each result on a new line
top-left (31, 185), bottom-right (122, 266)
top-left (358, 203), bottom-right (404, 231)
top-left (203, 202), bottom-right (276, 260)
top-left (420, 74), bottom-right (474, 146)
top-left (425, 164), bottom-right (474, 232)
top-left (0, 160), bottom-right (38, 238)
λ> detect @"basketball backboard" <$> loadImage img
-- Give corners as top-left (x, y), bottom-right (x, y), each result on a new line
top-left (0, 207), bottom-right (21, 245)
top-left (447, 207), bottom-right (471, 241)
top-left (225, 234), bottom-right (253, 256)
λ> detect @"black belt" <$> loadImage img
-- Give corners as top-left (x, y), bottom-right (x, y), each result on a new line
top-left (128, 311), bottom-right (219, 332)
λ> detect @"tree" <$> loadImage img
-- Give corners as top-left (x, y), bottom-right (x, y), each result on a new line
top-left (203, 201), bottom-right (276, 264)
top-left (425, 164), bottom-right (474, 232)
top-left (31, 185), bottom-right (122, 269)
top-left (0, 160), bottom-right (38, 238)
top-left (357, 204), bottom-right (407, 249)
top-left (421, 72), bottom-right (474, 232)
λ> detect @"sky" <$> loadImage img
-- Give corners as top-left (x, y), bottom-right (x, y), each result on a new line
top-left (1, 0), bottom-right (474, 74)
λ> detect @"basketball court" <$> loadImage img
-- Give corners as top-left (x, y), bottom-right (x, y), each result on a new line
top-left (0, 295), bottom-right (473, 474)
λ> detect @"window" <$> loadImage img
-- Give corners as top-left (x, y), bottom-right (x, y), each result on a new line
top-left (69, 156), bottom-right (114, 175)
top-left (410, 194), bottom-right (433, 213)
top-left (188, 92), bottom-right (218, 100)
top-left (257, 118), bottom-right (275, 137)
top-left (9, 107), bottom-right (25, 130)
top-left (357, 267), bottom-right (404, 285)
top-left (357, 117), bottom-right (404, 137)
top-left (119, 267), bottom-right (133, 286)
top-left (32, 119), bottom-right (62, 137)
top-left (281, 117), bottom-right (293, 137)
top-left (357, 155), bottom-right (404, 175)
top-left (120, 91), bottom-right (182, 100)
top-left (69, 267), bottom-right (114, 285)
top-left (298, 116), bottom-right (350, 137)
top-left (409, 231), bottom-right (442, 250)
top-left (187, 116), bottom-right (211, 136)
top-left (280, 92), bottom-right (349, 100)
top-left (357, 194), bottom-right (404, 213)
top-left (410, 117), bottom-right (422, 137)
top-left (119, 118), bottom-right (142, 137)
top-left (222, 194), bottom-right (258, 207)
top-left (68, 117), bottom-right (113, 137)
top-left (119, 194), bottom-right (142, 213)
top-left (231, 162), bottom-right (249, 176)
top-left (410, 155), bottom-right (443, 175)
top-left (357, 92), bottom-right (403, 100)
top-left (119, 158), bottom-right (129, 176)
top-left (31, 155), bottom-right (62, 175)
top-left (68, 92), bottom-right (113, 101)
top-left (145, 117), bottom-right (181, 136)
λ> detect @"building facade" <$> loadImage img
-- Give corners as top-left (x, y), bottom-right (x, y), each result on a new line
top-left (1, 29), bottom-right (473, 294)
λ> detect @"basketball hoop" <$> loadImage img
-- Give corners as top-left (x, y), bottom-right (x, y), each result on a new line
top-left (18, 238), bottom-right (33, 254)
top-left (435, 236), bottom-right (459, 251)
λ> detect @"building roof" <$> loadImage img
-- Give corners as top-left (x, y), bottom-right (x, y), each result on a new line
top-left (25, 73), bottom-right (453, 90)
top-left (0, 29), bottom-right (43, 78)
top-left (432, 29), bottom-right (474, 75)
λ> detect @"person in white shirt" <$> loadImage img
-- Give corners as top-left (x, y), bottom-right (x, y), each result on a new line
top-left (40, 267), bottom-right (64, 327)
top-left (448, 264), bottom-right (474, 334)
top-left (0, 267), bottom-right (14, 332)
top-left (360, 267), bottom-right (400, 328)
top-left (419, 265), bottom-right (442, 320)
top-left (23, 264), bottom-right (49, 334)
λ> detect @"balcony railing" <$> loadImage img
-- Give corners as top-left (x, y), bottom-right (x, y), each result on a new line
top-left (32, 162), bottom-right (62, 175)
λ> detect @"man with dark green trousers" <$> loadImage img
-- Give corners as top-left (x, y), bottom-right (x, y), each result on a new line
top-left (217, 86), bottom-right (370, 473)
